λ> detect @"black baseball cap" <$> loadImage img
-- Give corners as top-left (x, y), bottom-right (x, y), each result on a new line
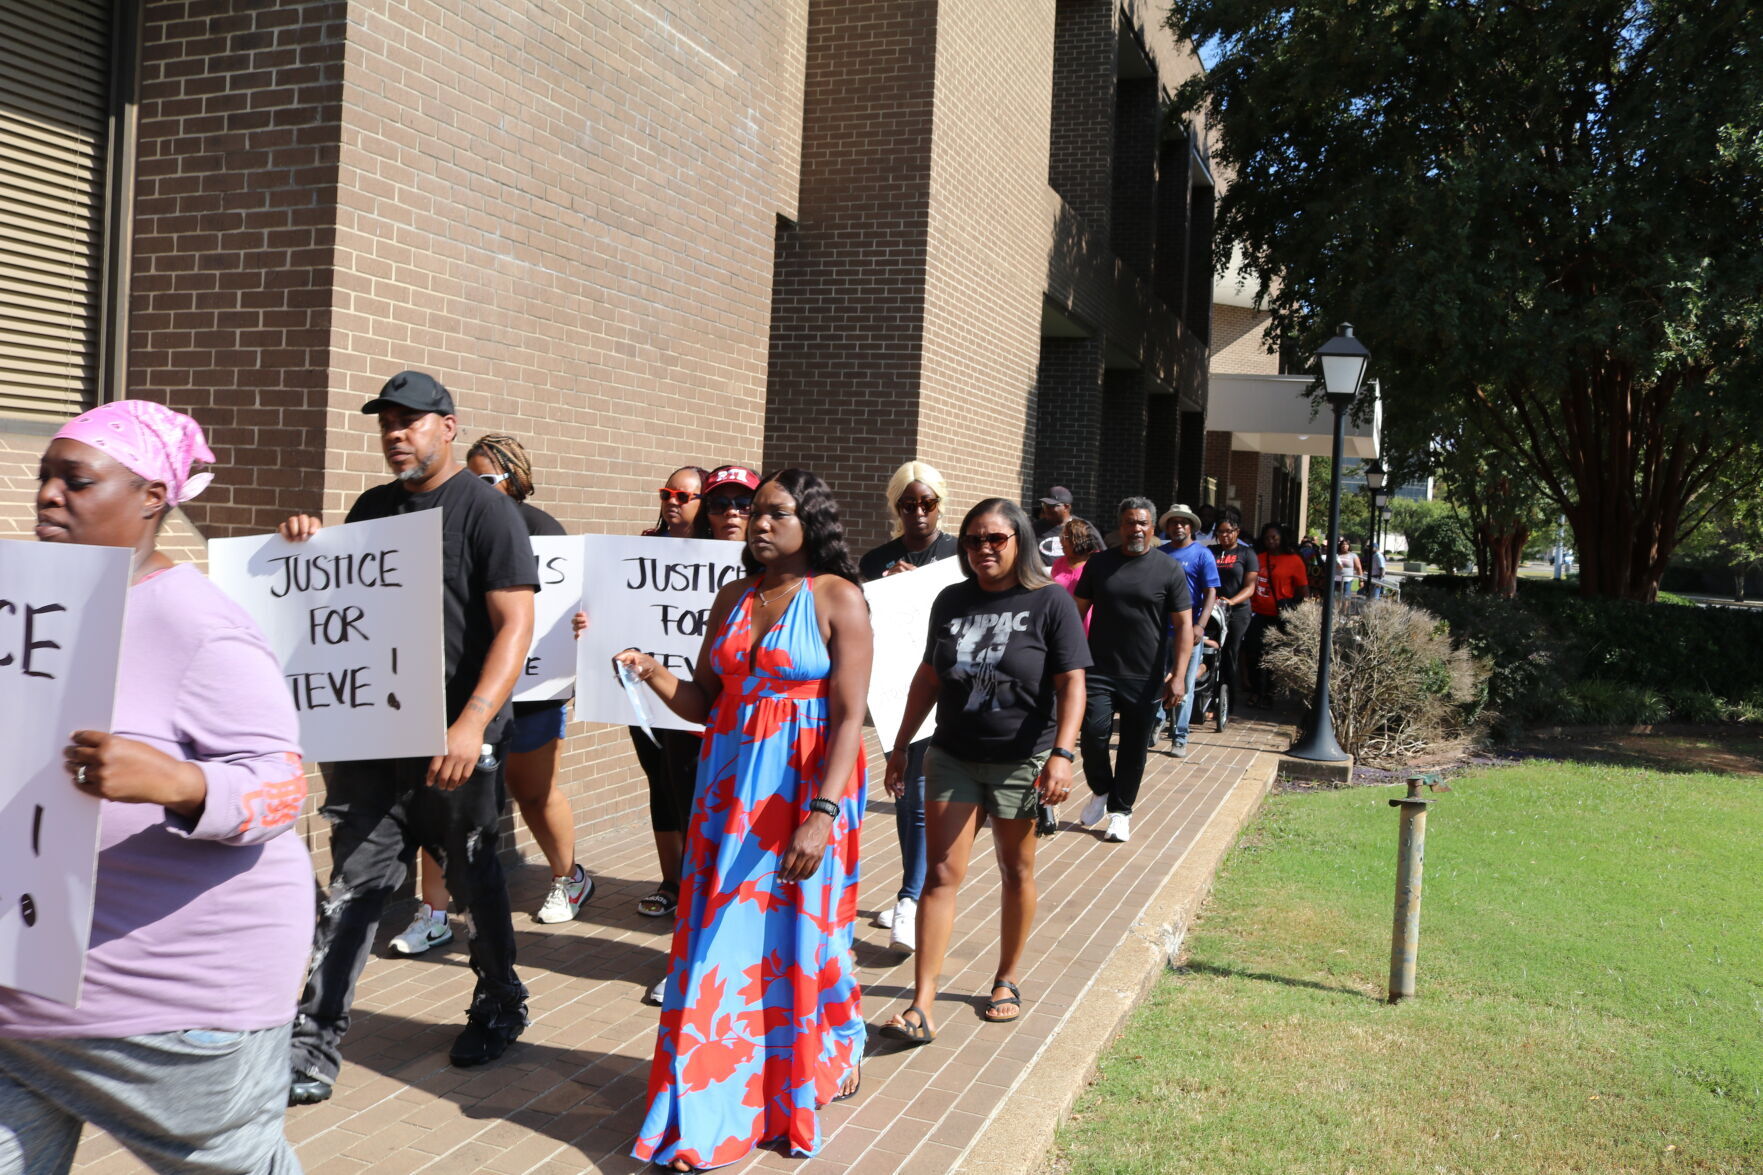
top-left (1040, 486), bottom-right (1073, 506)
top-left (361, 370), bottom-right (456, 416)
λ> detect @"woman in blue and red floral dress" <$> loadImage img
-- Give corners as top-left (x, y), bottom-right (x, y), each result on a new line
top-left (616, 468), bottom-right (873, 1171)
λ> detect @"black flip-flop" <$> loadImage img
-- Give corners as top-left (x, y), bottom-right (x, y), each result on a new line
top-left (983, 980), bottom-right (1022, 1024)
top-left (636, 888), bottom-right (678, 918)
top-left (878, 1005), bottom-right (936, 1046)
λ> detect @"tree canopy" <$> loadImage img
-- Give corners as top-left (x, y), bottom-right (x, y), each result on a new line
top-left (1170, 0), bottom-right (1763, 599)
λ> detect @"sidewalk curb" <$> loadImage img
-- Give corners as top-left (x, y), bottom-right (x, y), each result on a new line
top-left (958, 752), bottom-right (1279, 1175)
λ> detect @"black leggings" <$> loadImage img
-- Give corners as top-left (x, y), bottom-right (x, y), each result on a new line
top-left (632, 727), bottom-right (703, 833)
top-left (1244, 611), bottom-right (1281, 698)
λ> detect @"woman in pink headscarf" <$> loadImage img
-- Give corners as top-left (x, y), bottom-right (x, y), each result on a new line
top-left (0, 402), bottom-right (310, 1173)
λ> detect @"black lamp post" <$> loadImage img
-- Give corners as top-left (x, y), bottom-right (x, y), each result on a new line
top-left (1288, 323), bottom-right (1370, 763)
top-left (1364, 459), bottom-right (1388, 551)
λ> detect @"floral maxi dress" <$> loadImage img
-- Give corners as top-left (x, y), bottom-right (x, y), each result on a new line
top-left (633, 578), bottom-right (866, 1169)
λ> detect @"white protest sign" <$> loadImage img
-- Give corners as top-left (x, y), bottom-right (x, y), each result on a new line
top-left (575, 535), bottom-right (747, 732)
top-left (515, 535), bottom-right (583, 704)
top-left (0, 539), bottom-right (130, 1005)
top-left (863, 557), bottom-right (965, 754)
top-left (209, 512), bottom-right (445, 762)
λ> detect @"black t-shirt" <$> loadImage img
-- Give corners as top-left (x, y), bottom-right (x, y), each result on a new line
top-left (924, 581), bottom-right (1092, 762)
top-left (1075, 547), bottom-right (1192, 679)
top-left (513, 501), bottom-right (568, 715)
top-left (346, 469), bottom-right (539, 738)
top-left (860, 531), bottom-right (957, 581)
top-left (1211, 541), bottom-right (1260, 608)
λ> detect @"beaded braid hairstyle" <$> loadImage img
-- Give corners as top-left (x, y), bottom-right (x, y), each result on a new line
top-left (467, 434), bottom-right (535, 502)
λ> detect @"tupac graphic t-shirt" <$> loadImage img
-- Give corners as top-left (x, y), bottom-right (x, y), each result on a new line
top-left (924, 580), bottom-right (1092, 763)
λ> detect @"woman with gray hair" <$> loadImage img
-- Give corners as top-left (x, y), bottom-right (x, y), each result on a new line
top-left (859, 460), bottom-right (957, 953)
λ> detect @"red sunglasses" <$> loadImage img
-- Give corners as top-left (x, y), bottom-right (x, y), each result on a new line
top-left (657, 488), bottom-right (700, 505)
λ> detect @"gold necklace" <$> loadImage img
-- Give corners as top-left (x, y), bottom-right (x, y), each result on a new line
top-left (756, 577), bottom-right (804, 607)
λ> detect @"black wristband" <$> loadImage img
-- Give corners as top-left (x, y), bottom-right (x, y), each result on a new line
top-left (1049, 747), bottom-right (1075, 762)
top-left (808, 797), bottom-right (840, 819)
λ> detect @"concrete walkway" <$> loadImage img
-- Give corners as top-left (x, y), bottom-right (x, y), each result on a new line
top-left (72, 717), bottom-right (1290, 1175)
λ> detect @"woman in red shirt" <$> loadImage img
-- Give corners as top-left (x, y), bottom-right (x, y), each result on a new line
top-left (1246, 523), bottom-right (1309, 706)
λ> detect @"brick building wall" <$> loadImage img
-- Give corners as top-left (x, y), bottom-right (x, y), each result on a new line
top-left (1210, 302), bottom-right (1279, 376)
top-left (1032, 337), bottom-right (1105, 519)
top-left (764, 0), bottom-right (938, 551)
top-left (125, 0), bottom-right (346, 538)
top-left (915, 0), bottom-right (1056, 531)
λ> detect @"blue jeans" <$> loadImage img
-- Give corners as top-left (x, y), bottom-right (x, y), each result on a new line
top-left (1172, 636), bottom-right (1204, 743)
top-left (895, 738), bottom-right (929, 903)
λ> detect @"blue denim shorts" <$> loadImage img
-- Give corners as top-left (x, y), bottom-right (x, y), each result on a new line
top-left (509, 702), bottom-right (568, 754)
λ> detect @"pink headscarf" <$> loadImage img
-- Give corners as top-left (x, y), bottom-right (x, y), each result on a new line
top-left (53, 400), bottom-right (217, 506)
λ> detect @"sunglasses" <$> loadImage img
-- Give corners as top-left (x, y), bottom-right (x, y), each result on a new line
top-left (478, 471), bottom-right (509, 486)
top-left (705, 495), bottom-right (755, 516)
top-left (960, 531), bottom-right (1014, 551)
top-left (657, 488), bottom-right (699, 505)
top-left (896, 497), bottom-right (940, 514)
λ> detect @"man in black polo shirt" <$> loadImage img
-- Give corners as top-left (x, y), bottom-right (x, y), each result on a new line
top-left (1073, 496), bottom-right (1192, 844)
top-left (283, 371), bottom-right (538, 1104)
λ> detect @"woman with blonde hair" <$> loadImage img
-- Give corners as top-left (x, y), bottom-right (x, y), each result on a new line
top-left (858, 460), bottom-right (958, 953)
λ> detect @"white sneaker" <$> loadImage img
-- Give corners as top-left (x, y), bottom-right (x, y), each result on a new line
top-left (873, 905), bottom-right (896, 930)
top-left (534, 865), bottom-right (593, 924)
top-left (1079, 792), bottom-right (1108, 827)
top-left (1104, 813), bottom-right (1131, 843)
top-left (889, 898), bottom-right (917, 954)
top-left (389, 904), bottom-right (452, 955)
top-left (644, 977), bottom-right (666, 1006)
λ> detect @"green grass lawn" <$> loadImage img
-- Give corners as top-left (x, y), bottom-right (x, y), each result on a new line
top-left (1053, 762), bottom-right (1763, 1175)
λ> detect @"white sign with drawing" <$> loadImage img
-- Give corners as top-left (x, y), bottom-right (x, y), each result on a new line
top-left (863, 557), bottom-right (965, 755)
top-left (0, 539), bottom-right (130, 1005)
top-left (515, 535), bottom-right (583, 704)
top-left (209, 512), bottom-right (445, 762)
top-left (574, 535), bottom-right (747, 732)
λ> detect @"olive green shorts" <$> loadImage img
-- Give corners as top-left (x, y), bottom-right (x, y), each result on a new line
top-left (925, 746), bottom-right (1048, 821)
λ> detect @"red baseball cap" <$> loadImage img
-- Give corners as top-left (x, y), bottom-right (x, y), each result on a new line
top-left (702, 464), bottom-right (761, 493)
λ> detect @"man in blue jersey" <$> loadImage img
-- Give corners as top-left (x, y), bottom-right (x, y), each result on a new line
top-left (1158, 504), bottom-right (1218, 757)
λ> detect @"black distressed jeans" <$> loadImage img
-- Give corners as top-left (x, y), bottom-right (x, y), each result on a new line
top-left (1079, 672), bottom-right (1161, 816)
top-left (290, 753), bottom-right (526, 1082)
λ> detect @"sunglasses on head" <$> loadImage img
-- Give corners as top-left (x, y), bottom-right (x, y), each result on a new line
top-left (896, 496), bottom-right (940, 514)
top-left (657, 487), bottom-right (699, 505)
top-left (478, 471), bottom-right (509, 486)
top-left (705, 495), bottom-right (755, 516)
top-left (961, 531), bottom-right (1013, 551)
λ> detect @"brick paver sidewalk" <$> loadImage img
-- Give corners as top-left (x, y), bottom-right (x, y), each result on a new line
top-left (73, 717), bottom-right (1290, 1175)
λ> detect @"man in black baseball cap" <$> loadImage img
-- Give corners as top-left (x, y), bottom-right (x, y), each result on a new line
top-left (1035, 485), bottom-right (1074, 561)
top-left (280, 369), bottom-right (538, 1102)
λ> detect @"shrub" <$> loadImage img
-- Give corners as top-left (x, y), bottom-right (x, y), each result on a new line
top-left (1555, 680), bottom-right (1671, 726)
top-left (1262, 598), bottom-right (1490, 764)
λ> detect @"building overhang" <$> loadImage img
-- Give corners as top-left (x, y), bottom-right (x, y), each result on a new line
top-left (1209, 373), bottom-right (1381, 458)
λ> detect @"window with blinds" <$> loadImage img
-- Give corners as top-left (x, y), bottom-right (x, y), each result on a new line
top-left (0, 0), bottom-right (113, 424)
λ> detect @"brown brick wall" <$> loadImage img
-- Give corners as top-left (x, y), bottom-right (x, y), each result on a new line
top-left (763, 0), bottom-right (939, 552)
top-left (916, 0), bottom-right (1056, 533)
top-left (1032, 336), bottom-right (1105, 519)
top-left (1210, 303), bottom-right (1279, 375)
top-left (1097, 369), bottom-right (1147, 513)
top-left (1048, 0), bottom-right (1115, 237)
top-left (125, 0), bottom-right (346, 538)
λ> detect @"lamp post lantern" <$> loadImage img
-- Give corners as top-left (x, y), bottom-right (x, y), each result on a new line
top-left (1287, 323), bottom-right (1369, 763)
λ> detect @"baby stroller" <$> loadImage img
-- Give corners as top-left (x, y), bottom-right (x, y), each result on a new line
top-left (1190, 602), bottom-right (1229, 732)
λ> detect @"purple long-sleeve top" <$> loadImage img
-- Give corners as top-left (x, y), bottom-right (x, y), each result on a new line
top-left (0, 564), bottom-right (314, 1038)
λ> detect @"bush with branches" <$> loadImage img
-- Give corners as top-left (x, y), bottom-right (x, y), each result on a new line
top-left (1263, 598), bottom-right (1489, 765)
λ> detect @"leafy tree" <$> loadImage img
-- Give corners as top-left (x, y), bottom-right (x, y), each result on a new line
top-left (1170, 0), bottom-right (1763, 601)
top-left (1304, 456), bottom-right (1372, 544)
top-left (1673, 460), bottom-right (1763, 600)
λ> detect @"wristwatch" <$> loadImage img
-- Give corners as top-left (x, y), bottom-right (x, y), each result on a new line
top-left (1049, 747), bottom-right (1076, 763)
top-left (807, 796), bottom-right (840, 819)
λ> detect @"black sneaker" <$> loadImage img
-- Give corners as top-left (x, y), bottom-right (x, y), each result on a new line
top-left (449, 1010), bottom-right (526, 1067)
top-left (288, 1069), bottom-right (333, 1106)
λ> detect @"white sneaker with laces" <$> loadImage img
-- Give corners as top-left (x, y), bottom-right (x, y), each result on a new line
top-left (873, 905), bottom-right (896, 930)
top-left (1080, 791), bottom-right (1108, 827)
top-left (889, 897), bottom-right (917, 954)
top-left (535, 865), bottom-right (593, 924)
top-left (1104, 813), bottom-right (1131, 843)
top-left (389, 904), bottom-right (452, 955)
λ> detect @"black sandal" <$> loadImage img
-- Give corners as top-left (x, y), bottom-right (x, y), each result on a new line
top-left (983, 980), bottom-right (1022, 1024)
top-left (879, 1005), bottom-right (936, 1046)
top-left (637, 887), bottom-right (678, 918)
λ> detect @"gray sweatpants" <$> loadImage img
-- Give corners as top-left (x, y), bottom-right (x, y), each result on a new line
top-left (0, 1023), bottom-right (300, 1175)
